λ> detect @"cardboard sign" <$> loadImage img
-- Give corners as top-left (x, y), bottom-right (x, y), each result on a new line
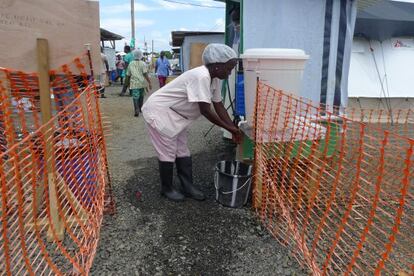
top-left (0, 0), bottom-right (101, 73)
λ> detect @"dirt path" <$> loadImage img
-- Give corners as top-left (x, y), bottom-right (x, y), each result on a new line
top-left (90, 84), bottom-right (308, 275)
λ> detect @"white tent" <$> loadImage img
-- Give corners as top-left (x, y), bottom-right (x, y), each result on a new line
top-left (347, 0), bottom-right (414, 111)
top-left (348, 37), bottom-right (414, 111)
top-left (216, 0), bottom-right (414, 113)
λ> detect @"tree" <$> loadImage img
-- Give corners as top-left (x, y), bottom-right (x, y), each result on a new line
top-left (163, 51), bottom-right (173, 59)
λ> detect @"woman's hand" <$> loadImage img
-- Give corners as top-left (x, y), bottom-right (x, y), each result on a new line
top-left (230, 127), bottom-right (243, 144)
top-left (198, 102), bottom-right (243, 144)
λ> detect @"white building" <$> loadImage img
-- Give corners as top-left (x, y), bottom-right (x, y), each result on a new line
top-left (171, 31), bottom-right (225, 72)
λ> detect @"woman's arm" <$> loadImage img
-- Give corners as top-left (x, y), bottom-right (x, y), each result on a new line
top-left (199, 102), bottom-right (242, 143)
top-left (213, 101), bottom-right (234, 127)
top-left (124, 66), bottom-right (131, 87)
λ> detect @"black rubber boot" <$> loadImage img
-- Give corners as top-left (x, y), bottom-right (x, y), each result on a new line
top-left (159, 161), bottom-right (185, 202)
top-left (176, 156), bottom-right (205, 201)
top-left (133, 98), bottom-right (140, 117)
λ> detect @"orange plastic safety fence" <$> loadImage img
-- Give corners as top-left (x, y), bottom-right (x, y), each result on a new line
top-left (252, 81), bottom-right (413, 275)
top-left (0, 55), bottom-right (110, 275)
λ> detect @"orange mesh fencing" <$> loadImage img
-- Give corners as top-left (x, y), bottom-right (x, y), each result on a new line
top-left (0, 55), bottom-right (111, 275)
top-left (252, 81), bottom-right (413, 275)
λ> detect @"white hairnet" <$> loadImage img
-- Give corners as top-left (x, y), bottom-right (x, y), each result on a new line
top-left (202, 44), bottom-right (237, 65)
top-left (133, 49), bottom-right (143, 60)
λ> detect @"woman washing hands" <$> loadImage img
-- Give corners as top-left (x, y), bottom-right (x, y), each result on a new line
top-left (142, 44), bottom-right (242, 202)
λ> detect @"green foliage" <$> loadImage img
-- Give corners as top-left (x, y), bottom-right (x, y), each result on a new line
top-left (163, 51), bottom-right (173, 59)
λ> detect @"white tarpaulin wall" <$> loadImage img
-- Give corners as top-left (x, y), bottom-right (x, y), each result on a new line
top-left (103, 48), bottom-right (117, 71)
top-left (347, 0), bottom-right (414, 111)
top-left (349, 37), bottom-right (414, 98)
top-left (243, 0), bottom-right (357, 111)
top-left (347, 97), bottom-right (414, 111)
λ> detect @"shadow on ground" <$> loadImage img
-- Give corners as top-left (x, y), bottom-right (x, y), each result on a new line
top-left (124, 145), bottom-right (242, 274)
top-left (90, 86), bottom-right (308, 276)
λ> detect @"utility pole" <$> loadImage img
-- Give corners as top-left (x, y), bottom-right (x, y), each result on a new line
top-left (152, 40), bottom-right (154, 54)
top-left (131, 0), bottom-right (135, 47)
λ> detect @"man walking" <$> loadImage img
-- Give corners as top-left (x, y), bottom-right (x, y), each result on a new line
top-left (119, 45), bottom-right (134, 96)
top-left (99, 48), bottom-right (109, 98)
top-left (155, 51), bottom-right (170, 88)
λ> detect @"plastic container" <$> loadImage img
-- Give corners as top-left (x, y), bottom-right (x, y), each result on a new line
top-left (111, 70), bottom-right (117, 82)
top-left (241, 48), bottom-right (309, 134)
top-left (214, 161), bottom-right (252, 208)
top-left (235, 71), bottom-right (245, 116)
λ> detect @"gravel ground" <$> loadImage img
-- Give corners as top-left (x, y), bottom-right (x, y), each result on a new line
top-left (90, 84), bottom-right (309, 275)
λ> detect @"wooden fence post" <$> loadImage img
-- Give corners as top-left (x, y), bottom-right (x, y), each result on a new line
top-left (37, 38), bottom-right (64, 241)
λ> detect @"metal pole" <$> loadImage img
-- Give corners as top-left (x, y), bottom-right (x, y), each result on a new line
top-left (131, 0), bottom-right (135, 43)
top-left (152, 39), bottom-right (154, 54)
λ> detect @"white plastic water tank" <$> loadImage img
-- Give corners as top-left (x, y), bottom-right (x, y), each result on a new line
top-left (241, 48), bottom-right (309, 132)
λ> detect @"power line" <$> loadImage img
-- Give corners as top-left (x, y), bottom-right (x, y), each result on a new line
top-left (161, 0), bottom-right (225, 9)
top-left (208, 21), bottom-right (224, 31)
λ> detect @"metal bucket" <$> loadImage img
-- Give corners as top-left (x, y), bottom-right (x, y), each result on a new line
top-left (214, 161), bottom-right (252, 208)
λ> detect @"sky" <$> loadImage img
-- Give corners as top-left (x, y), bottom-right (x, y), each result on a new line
top-left (99, 0), bottom-right (226, 52)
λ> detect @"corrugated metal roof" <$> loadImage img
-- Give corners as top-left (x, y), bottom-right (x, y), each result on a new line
top-left (171, 31), bottom-right (224, 47)
top-left (100, 28), bottom-right (124, 41)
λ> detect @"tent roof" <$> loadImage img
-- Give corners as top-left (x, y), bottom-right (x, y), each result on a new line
top-left (171, 31), bottom-right (224, 47)
top-left (358, 0), bottom-right (414, 21)
top-left (354, 18), bottom-right (414, 41)
top-left (355, 0), bottom-right (414, 40)
top-left (100, 28), bottom-right (124, 41)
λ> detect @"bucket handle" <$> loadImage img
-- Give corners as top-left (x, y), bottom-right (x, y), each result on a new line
top-left (215, 176), bottom-right (252, 195)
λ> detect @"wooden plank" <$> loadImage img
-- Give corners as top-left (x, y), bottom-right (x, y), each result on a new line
top-left (189, 43), bottom-right (207, 69)
top-left (38, 39), bottom-right (52, 129)
top-left (25, 217), bottom-right (88, 230)
top-left (37, 38), bottom-right (64, 242)
top-left (56, 172), bottom-right (89, 220)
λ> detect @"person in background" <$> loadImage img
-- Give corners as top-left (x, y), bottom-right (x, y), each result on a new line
top-left (115, 54), bottom-right (125, 85)
top-left (123, 45), bottom-right (134, 67)
top-left (155, 51), bottom-right (170, 88)
top-left (125, 50), bottom-right (152, 117)
top-left (230, 7), bottom-right (241, 49)
top-left (119, 45), bottom-right (134, 96)
top-left (142, 44), bottom-right (242, 202)
top-left (139, 54), bottom-right (150, 113)
top-left (100, 47), bottom-right (109, 98)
